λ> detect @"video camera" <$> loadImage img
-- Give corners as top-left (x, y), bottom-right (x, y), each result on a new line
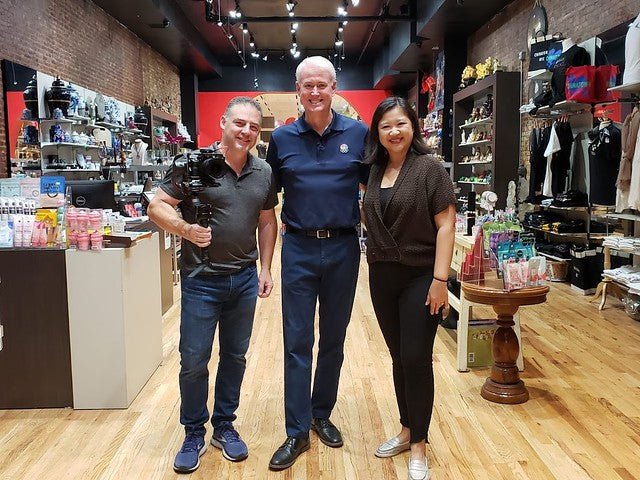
top-left (170, 148), bottom-right (227, 276)
top-left (172, 148), bottom-right (227, 196)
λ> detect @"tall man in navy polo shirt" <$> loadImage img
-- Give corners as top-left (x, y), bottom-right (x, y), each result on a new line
top-left (267, 56), bottom-right (369, 470)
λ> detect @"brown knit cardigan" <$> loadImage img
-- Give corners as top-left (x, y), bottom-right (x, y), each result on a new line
top-left (363, 152), bottom-right (456, 266)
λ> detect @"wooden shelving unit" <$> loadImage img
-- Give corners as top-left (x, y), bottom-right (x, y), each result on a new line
top-left (453, 72), bottom-right (520, 209)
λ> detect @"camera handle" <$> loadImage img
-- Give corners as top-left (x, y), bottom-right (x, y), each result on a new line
top-left (187, 197), bottom-right (213, 278)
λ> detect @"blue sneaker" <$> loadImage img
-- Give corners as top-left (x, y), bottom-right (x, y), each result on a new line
top-left (211, 423), bottom-right (248, 461)
top-left (173, 433), bottom-right (207, 473)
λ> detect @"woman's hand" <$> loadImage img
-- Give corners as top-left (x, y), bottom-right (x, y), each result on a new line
top-left (426, 279), bottom-right (448, 315)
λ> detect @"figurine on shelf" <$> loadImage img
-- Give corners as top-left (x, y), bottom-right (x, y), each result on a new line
top-left (459, 65), bottom-right (477, 89)
top-left (127, 116), bottom-right (136, 130)
top-left (482, 94), bottom-right (493, 118)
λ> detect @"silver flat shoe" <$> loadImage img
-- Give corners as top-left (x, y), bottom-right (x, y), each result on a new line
top-left (375, 436), bottom-right (410, 458)
top-left (408, 458), bottom-right (429, 480)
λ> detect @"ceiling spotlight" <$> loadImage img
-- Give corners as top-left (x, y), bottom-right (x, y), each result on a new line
top-left (337, 6), bottom-right (346, 15)
top-left (242, 23), bottom-right (248, 33)
top-left (335, 33), bottom-right (343, 47)
top-left (286, 0), bottom-right (295, 12)
top-left (338, 21), bottom-right (344, 33)
top-left (289, 10), bottom-right (295, 17)
top-left (294, 50), bottom-right (301, 58)
top-left (249, 34), bottom-right (255, 47)
top-left (238, 49), bottom-right (242, 54)
top-left (343, 20), bottom-right (348, 25)
top-left (262, 53), bottom-right (268, 61)
top-left (341, 54), bottom-right (345, 59)
top-left (292, 22), bottom-right (298, 30)
top-left (242, 63), bottom-right (247, 69)
top-left (351, 0), bottom-right (359, 5)
top-left (217, 20), bottom-right (223, 26)
top-left (227, 32), bottom-right (233, 39)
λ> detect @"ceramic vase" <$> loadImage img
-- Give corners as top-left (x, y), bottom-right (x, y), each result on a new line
top-left (133, 106), bottom-right (148, 134)
top-left (45, 76), bottom-right (71, 118)
top-left (23, 75), bottom-right (39, 120)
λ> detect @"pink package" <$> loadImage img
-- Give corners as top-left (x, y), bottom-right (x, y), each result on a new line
top-left (77, 232), bottom-right (90, 250)
top-left (90, 231), bottom-right (103, 250)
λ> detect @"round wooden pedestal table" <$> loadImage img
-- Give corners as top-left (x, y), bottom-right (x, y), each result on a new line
top-left (461, 281), bottom-right (549, 404)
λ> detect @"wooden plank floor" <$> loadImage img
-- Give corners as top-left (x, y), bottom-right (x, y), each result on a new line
top-left (2, 244), bottom-right (640, 479)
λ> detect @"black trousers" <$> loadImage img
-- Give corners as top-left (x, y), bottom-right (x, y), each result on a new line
top-left (369, 262), bottom-right (439, 443)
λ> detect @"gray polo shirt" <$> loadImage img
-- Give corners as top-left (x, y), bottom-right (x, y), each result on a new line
top-left (160, 151), bottom-right (278, 275)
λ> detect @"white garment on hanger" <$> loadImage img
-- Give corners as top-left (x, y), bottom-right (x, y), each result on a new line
top-left (542, 123), bottom-right (561, 197)
top-left (623, 13), bottom-right (640, 84)
top-left (627, 127), bottom-right (640, 209)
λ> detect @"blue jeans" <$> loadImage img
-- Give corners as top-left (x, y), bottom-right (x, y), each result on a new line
top-left (179, 264), bottom-right (258, 435)
top-left (281, 232), bottom-right (360, 437)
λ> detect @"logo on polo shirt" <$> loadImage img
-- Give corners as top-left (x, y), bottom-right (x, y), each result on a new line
top-left (339, 143), bottom-right (349, 153)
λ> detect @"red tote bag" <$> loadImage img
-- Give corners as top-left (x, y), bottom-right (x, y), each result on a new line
top-left (594, 65), bottom-right (620, 103)
top-left (565, 66), bottom-right (596, 103)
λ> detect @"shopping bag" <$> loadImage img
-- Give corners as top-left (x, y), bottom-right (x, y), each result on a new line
top-left (565, 66), bottom-right (596, 103)
top-left (594, 65), bottom-right (620, 103)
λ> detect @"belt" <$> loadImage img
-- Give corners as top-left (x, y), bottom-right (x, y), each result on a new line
top-left (285, 225), bottom-right (357, 239)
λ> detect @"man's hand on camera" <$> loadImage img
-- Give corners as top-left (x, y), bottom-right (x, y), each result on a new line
top-left (258, 269), bottom-right (273, 298)
top-left (183, 224), bottom-right (212, 247)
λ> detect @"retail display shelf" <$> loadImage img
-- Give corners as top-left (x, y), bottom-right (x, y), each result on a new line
top-left (41, 142), bottom-right (101, 149)
top-left (527, 70), bottom-right (553, 82)
top-left (536, 100), bottom-right (591, 115)
top-left (458, 140), bottom-right (492, 147)
top-left (522, 201), bottom-right (589, 211)
top-left (441, 162), bottom-right (453, 168)
top-left (457, 181), bottom-right (490, 185)
top-left (426, 127), bottom-right (441, 133)
top-left (40, 118), bottom-right (74, 124)
top-left (459, 160), bottom-right (492, 165)
top-left (538, 251), bottom-right (571, 262)
top-left (94, 121), bottom-right (127, 130)
top-left (604, 212), bottom-right (640, 222)
top-left (525, 225), bottom-right (588, 237)
top-left (459, 117), bottom-right (493, 129)
top-left (608, 82), bottom-right (640, 93)
top-left (128, 164), bottom-right (171, 171)
top-left (42, 168), bottom-right (100, 173)
top-left (67, 115), bottom-right (92, 122)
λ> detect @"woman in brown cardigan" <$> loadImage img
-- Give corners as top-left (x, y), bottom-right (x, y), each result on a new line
top-left (362, 96), bottom-right (456, 480)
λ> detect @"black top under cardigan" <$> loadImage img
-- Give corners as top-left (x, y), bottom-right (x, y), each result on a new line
top-left (363, 152), bottom-right (456, 267)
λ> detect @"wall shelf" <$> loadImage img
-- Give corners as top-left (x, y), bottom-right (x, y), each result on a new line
top-left (452, 72), bottom-right (520, 209)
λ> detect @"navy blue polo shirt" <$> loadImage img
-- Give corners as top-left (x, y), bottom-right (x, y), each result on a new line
top-left (266, 111), bottom-right (369, 230)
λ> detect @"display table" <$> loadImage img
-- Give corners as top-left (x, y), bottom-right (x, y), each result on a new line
top-left (450, 233), bottom-right (523, 372)
top-left (461, 280), bottom-right (549, 404)
top-left (0, 234), bottom-right (163, 409)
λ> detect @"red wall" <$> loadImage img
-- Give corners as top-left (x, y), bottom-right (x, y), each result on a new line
top-left (197, 90), bottom-right (390, 147)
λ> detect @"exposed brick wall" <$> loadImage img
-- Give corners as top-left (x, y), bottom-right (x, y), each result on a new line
top-left (466, 0), bottom-right (639, 195)
top-left (0, 0), bottom-right (180, 178)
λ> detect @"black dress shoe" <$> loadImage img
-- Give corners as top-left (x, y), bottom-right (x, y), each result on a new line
top-left (311, 418), bottom-right (343, 447)
top-left (268, 436), bottom-right (310, 470)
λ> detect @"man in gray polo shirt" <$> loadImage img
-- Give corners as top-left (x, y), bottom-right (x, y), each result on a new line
top-left (148, 96), bottom-right (278, 473)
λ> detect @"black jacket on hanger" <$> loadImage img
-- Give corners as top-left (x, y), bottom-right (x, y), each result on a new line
top-left (588, 123), bottom-right (622, 206)
top-left (528, 127), bottom-right (549, 197)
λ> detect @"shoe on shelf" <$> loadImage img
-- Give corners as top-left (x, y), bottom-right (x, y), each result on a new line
top-left (173, 432), bottom-right (207, 473)
top-left (211, 422), bottom-right (248, 462)
top-left (268, 436), bottom-right (310, 470)
top-left (408, 457), bottom-right (429, 480)
top-left (375, 436), bottom-right (410, 458)
top-left (311, 418), bottom-right (343, 447)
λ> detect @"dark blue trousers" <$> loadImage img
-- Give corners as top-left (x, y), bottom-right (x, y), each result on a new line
top-left (281, 232), bottom-right (360, 438)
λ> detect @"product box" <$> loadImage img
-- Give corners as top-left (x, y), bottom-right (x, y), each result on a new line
top-left (466, 320), bottom-right (497, 367)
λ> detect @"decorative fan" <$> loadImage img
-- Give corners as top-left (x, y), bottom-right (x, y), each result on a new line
top-left (527, 0), bottom-right (548, 51)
